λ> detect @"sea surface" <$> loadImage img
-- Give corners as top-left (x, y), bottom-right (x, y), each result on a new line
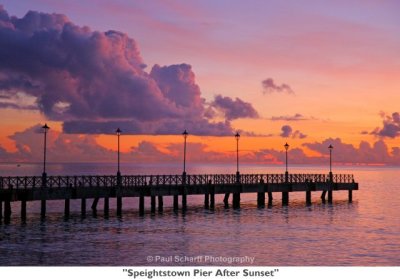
top-left (0, 163), bottom-right (399, 266)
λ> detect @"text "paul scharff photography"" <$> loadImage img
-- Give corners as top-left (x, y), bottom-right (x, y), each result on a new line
top-left (146, 255), bottom-right (255, 264)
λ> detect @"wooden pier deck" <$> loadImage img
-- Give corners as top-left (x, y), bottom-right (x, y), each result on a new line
top-left (0, 173), bottom-right (358, 221)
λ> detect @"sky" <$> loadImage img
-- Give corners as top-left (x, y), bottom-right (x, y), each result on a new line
top-left (0, 0), bottom-right (399, 166)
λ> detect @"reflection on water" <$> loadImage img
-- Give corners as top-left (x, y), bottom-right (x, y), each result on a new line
top-left (1, 164), bottom-right (400, 266)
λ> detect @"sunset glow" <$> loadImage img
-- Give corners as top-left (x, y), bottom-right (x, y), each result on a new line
top-left (1, 1), bottom-right (399, 165)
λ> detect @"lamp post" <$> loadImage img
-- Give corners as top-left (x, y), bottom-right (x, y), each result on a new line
top-left (116, 128), bottom-right (121, 177)
top-left (182, 130), bottom-right (188, 177)
top-left (42, 124), bottom-right (50, 177)
top-left (284, 142), bottom-right (289, 182)
top-left (328, 144), bottom-right (333, 181)
top-left (235, 132), bottom-right (240, 182)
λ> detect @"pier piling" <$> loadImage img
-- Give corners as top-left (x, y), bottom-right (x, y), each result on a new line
top-left (139, 196), bottom-right (145, 216)
top-left (81, 198), bottom-right (86, 216)
top-left (182, 194), bottom-right (187, 212)
top-left (5, 200), bottom-right (11, 220)
top-left (306, 191), bottom-right (312, 206)
top-left (151, 196), bottom-right (156, 214)
top-left (117, 197), bottom-right (122, 216)
top-left (41, 200), bottom-right (46, 218)
top-left (321, 190), bottom-right (327, 203)
top-left (64, 199), bottom-right (70, 218)
top-left (21, 200), bottom-right (26, 221)
top-left (268, 192), bottom-right (273, 207)
top-left (282, 192), bottom-right (289, 206)
top-left (257, 192), bottom-right (265, 208)
top-left (204, 193), bottom-right (210, 209)
top-left (348, 190), bottom-right (353, 203)
top-left (223, 193), bottom-right (230, 208)
top-left (233, 193), bottom-right (240, 209)
top-left (173, 195), bottom-right (179, 211)
top-left (210, 194), bottom-right (215, 210)
top-left (158, 196), bottom-right (163, 213)
top-left (104, 197), bottom-right (109, 216)
top-left (328, 190), bottom-right (333, 204)
top-left (91, 198), bottom-right (99, 212)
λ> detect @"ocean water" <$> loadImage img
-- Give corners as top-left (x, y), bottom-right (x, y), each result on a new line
top-left (0, 163), bottom-right (400, 266)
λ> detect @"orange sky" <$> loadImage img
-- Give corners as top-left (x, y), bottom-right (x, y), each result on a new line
top-left (0, 1), bottom-right (399, 165)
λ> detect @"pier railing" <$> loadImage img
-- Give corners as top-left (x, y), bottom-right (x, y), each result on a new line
top-left (0, 173), bottom-right (355, 190)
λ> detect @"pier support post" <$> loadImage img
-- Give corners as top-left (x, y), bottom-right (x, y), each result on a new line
top-left (210, 193), bottom-right (215, 210)
top-left (104, 197), bottom-right (109, 216)
top-left (232, 193), bottom-right (240, 209)
top-left (306, 191), bottom-right (312, 206)
top-left (91, 198), bottom-right (99, 212)
top-left (64, 199), bottom-right (70, 219)
top-left (81, 198), bottom-right (86, 216)
top-left (0, 201), bottom-right (2, 221)
top-left (257, 192), bottom-right (265, 208)
top-left (158, 196), bottom-right (163, 213)
top-left (282, 192), bottom-right (289, 206)
top-left (182, 194), bottom-right (187, 212)
top-left (173, 195), bottom-right (179, 211)
top-left (151, 196), bottom-right (156, 214)
top-left (268, 192), bottom-right (273, 207)
top-left (21, 200), bottom-right (26, 221)
top-left (204, 193), bottom-right (210, 209)
top-left (328, 190), bottom-right (333, 204)
top-left (139, 196), bottom-right (145, 216)
top-left (223, 193), bottom-right (230, 208)
top-left (117, 197), bottom-right (122, 216)
top-left (5, 200), bottom-right (11, 220)
top-left (41, 200), bottom-right (46, 218)
top-left (321, 191), bottom-right (327, 203)
top-left (348, 190), bottom-right (353, 203)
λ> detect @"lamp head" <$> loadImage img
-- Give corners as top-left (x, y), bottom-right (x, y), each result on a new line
top-left (42, 123), bottom-right (50, 131)
top-left (284, 142), bottom-right (289, 151)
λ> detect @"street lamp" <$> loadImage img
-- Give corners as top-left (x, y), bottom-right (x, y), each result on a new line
top-left (116, 128), bottom-right (122, 177)
top-left (284, 142), bottom-right (289, 181)
top-left (328, 144), bottom-right (333, 181)
top-left (182, 130), bottom-right (188, 176)
top-left (42, 123), bottom-right (50, 177)
top-left (235, 132), bottom-right (240, 181)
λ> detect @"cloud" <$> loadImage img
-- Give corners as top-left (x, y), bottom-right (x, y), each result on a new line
top-left (2, 125), bottom-right (400, 166)
top-left (280, 125), bottom-right (307, 139)
top-left (371, 112), bottom-right (400, 138)
top-left (280, 125), bottom-right (292, 138)
top-left (262, 78), bottom-right (294, 94)
top-left (270, 113), bottom-right (307, 121)
top-left (210, 95), bottom-right (259, 120)
top-left (0, 6), bottom-right (253, 136)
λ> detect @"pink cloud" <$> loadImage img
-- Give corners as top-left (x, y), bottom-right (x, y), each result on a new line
top-left (0, 6), bottom-right (258, 136)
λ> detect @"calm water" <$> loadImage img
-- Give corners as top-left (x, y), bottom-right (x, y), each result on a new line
top-left (1, 163), bottom-right (400, 266)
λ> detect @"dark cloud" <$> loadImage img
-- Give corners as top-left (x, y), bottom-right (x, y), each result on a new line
top-left (280, 125), bottom-right (292, 138)
top-left (372, 112), bottom-right (400, 138)
top-left (271, 113), bottom-right (306, 121)
top-left (262, 78), bottom-right (294, 94)
top-left (280, 125), bottom-right (307, 139)
top-left (0, 6), bottom-right (254, 136)
top-left (211, 95), bottom-right (259, 120)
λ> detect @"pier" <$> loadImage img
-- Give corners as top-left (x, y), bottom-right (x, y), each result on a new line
top-left (0, 172), bottom-right (358, 222)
